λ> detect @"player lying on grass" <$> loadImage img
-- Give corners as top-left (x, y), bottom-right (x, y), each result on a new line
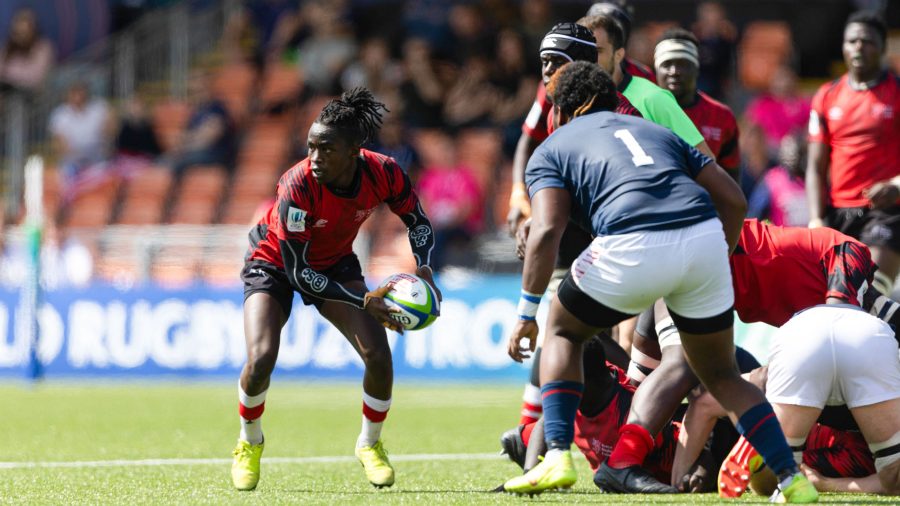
top-left (499, 337), bottom-right (761, 492)
top-left (232, 88), bottom-right (440, 491)
top-left (600, 218), bottom-right (900, 494)
top-left (674, 306), bottom-right (900, 497)
top-left (501, 61), bottom-right (815, 501)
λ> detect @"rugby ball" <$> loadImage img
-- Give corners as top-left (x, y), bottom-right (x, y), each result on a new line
top-left (379, 273), bottom-right (440, 331)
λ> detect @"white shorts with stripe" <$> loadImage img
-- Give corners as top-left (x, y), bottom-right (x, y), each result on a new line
top-left (767, 305), bottom-right (900, 409)
top-left (570, 218), bottom-right (734, 319)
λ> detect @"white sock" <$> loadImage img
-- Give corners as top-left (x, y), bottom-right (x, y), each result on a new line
top-left (238, 382), bottom-right (267, 445)
top-left (357, 392), bottom-right (391, 448)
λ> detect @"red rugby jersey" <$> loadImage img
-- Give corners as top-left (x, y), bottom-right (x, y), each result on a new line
top-left (623, 57), bottom-right (655, 82)
top-left (809, 72), bottom-right (900, 207)
top-left (730, 219), bottom-right (874, 327)
top-left (683, 91), bottom-right (740, 170)
top-left (572, 364), bottom-right (678, 483)
top-left (248, 149), bottom-right (419, 270)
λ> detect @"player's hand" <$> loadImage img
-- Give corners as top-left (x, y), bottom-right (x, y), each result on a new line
top-left (416, 265), bottom-right (442, 315)
top-left (679, 452), bottom-right (713, 493)
top-left (864, 181), bottom-right (900, 210)
top-left (507, 206), bottom-right (526, 237)
top-left (807, 217), bottom-right (825, 229)
top-left (364, 284), bottom-right (404, 334)
top-left (507, 319), bottom-right (538, 362)
top-left (515, 218), bottom-right (532, 260)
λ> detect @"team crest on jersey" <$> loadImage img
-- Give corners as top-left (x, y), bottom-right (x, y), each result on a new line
top-left (287, 206), bottom-right (307, 232)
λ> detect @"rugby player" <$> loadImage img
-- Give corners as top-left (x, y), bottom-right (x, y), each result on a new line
top-left (807, 11), bottom-right (900, 296)
top-left (231, 88), bottom-right (439, 490)
top-left (610, 219), bottom-right (884, 493)
top-left (508, 21), bottom-right (639, 427)
top-left (655, 28), bottom-right (740, 181)
top-left (500, 61), bottom-right (815, 502)
top-left (680, 306), bottom-right (900, 498)
top-left (585, 1), bottom-right (656, 82)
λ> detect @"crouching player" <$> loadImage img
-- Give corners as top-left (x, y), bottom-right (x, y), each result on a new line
top-left (678, 306), bottom-right (900, 497)
top-left (231, 88), bottom-right (439, 490)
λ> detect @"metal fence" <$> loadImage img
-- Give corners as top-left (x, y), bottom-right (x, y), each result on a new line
top-left (0, 0), bottom-right (236, 221)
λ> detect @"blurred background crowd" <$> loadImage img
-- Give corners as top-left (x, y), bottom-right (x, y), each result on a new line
top-left (0, 0), bottom-right (897, 290)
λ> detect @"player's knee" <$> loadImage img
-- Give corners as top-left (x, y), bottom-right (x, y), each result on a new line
top-left (359, 346), bottom-right (393, 375)
top-left (878, 460), bottom-right (900, 495)
top-left (872, 432), bottom-right (900, 495)
top-left (246, 345), bottom-right (278, 383)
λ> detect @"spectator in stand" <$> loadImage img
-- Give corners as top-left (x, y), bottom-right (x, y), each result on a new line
top-left (115, 97), bottom-right (162, 161)
top-left (371, 115), bottom-right (421, 181)
top-left (223, 0), bottom-right (300, 72)
top-left (691, 1), bottom-right (737, 100)
top-left (49, 81), bottom-right (115, 195)
top-left (340, 37), bottom-right (403, 109)
top-left (399, 38), bottom-right (446, 129)
top-left (416, 135), bottom-right (483, 272)
top-left (167, 72), bottom-right (236, 177)
top-left (745, 65), bottom-right (811, 153)
top-left (748, 131), bottom-right (809, 227)
top-left (447, 3), bottom-right (494, 64)
top-left (443, 55), bottom-right (496, 130)
top-left (490, 28), bottom-right (539, 156)
top-left (739, 121), bottom-right (775, 198)
top-left (518, 0), bottom-right (553, 62)
top-left (296, 1), bottom-right (357, 98)
top-left (0, 7), bottom-right (54, 94)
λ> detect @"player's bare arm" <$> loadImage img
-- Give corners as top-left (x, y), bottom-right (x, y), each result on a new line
top-left (805, 140), bottom-right (830, 228)
top-left (693, 161), bottom-right (747, 253)
top-left (508, 133), bottom-right (540, 235)
top-left (507, 186), bottom-right (570, 362)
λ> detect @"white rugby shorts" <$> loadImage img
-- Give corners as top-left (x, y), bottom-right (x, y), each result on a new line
top-left (570, 218), bottom-right (734, 319)
top-left (767, 305), bottom-right (900, 409)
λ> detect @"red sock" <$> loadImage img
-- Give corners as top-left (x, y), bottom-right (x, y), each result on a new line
top-left (607, 423), bottom-right (654, 469)
top-left (519, 401), bottom-right (543, 426)
top-left (521, 421), bottom-right (536, 446)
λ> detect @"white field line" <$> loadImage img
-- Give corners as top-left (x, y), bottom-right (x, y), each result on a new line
top-left (0, 452), bottom-right (502, 470)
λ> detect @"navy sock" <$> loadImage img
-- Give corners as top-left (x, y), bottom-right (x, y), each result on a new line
top-left (541, 380), bottom-right (584, 450)
top-left (736, 402), bottom-right (797, 477)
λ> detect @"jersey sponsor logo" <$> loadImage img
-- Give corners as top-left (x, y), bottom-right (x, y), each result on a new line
top-left (410, 224), bottom-right (432, 247)
top-left (700, 125), bottom-right (722, 142)
top-left (827, 106), bottom-right (844, 120)
top-left (301, 268), bottom-right (328, 292)
top-left (354, 207), bottom-right (377, 222)
top-left (871, 103), bottom-right (894, 119)
top-left (287, 207), bottom-right (307, 232)
top-left (313, 219), bottom-right (328, 228)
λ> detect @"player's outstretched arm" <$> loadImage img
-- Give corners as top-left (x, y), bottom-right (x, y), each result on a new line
top-left (397, 201), bottom-right (441, 300)
top-left (672, 387), bottom-right (724, 489)
top-left (694, 161), bottom-right (747, 253)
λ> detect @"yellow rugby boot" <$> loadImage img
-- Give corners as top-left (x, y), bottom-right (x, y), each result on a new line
top-left (355, 440), bottom-right (395, 488)
top-left (231, 439), bottom-right (264, 491)
top-left (771, 472), bottom-right (819, 503)
top-left (502, 449), bottom-right (577, 495)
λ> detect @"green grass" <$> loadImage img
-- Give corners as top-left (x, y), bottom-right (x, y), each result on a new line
top-left (0, 382), bottom-right (890, 504)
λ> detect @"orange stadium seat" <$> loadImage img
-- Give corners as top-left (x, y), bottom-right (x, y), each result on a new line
top-left (212, 63), bottom-right (256, 126)
top-left (61, 180), bottom-right (120, 228)
top-left (261, 63), bottom-right (302, 106)
top-left (116, 165), bottom-right (173, 225)
top-left (151, 246), bottom-right (202, 287)
top-left (152, 100), bottom-right (191, 152)
top-left (168, 165), bottom-right (227, 224)
top-left (739, 21), bottom-right (792, 91)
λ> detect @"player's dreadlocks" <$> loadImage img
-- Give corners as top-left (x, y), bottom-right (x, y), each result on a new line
top-left (316, 87), bottom-right (388, 146)
top-left (546, 61), bottom-right (618, 119)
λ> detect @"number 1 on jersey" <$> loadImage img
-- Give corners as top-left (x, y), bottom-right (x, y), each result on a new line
top-left (614, 129), bottom-right (654, 167)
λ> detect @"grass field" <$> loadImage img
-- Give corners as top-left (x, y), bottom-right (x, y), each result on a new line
top-left (1, 382), bottom-right (891, 505)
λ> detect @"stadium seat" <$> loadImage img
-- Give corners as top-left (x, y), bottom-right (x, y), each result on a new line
top-left (212, 63), bottom-right (256, 126)
top-left (739, 21), bottom-right (793, 91)
top-left (261, 63), bottom-right (302, 107)
top-left (168, 165), bottom-right (227, 224)
top-left (116, 165), bottom-right (173, 225)
top-left (152, 100), bottom-right (191, 152)
top-left (61, 179), bottom-right (120, 229)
